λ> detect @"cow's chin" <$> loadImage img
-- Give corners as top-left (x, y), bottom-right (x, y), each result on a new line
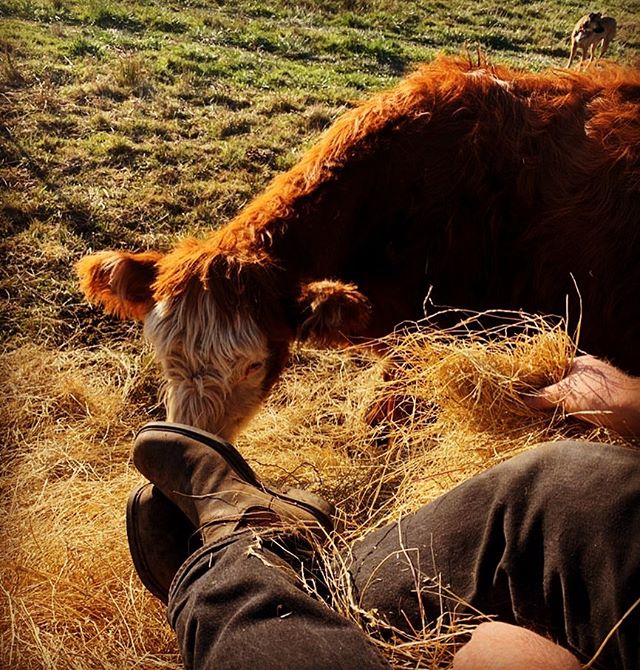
top-left (162, 381), bottom-right (264, 443)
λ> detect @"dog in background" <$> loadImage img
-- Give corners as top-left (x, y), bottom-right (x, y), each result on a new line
top-left (568, 12), bottom-right (617, 67)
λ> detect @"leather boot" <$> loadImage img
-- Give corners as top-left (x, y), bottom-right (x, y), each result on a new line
top-left (126, 422), bottom-right (333, 602)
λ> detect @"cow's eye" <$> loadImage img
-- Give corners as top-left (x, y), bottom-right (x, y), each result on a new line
top-left (245, 361), bottom-right (264, 376)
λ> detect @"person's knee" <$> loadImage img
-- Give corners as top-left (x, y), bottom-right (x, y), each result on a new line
top-left (498, 440), bottom-right (633, 492)
top-left (509, 439), bottom-right (602, 470)
top-left (498, 441), bottom-right (639, 544)
top-left (452, 622), bottom-right (582, 670)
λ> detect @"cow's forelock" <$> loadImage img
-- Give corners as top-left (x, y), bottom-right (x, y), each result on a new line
top-left (144, 290), bottom-right (270, 438)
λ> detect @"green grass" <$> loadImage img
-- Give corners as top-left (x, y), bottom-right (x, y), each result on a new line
top-left (1, 0), bottom-right (638, 347)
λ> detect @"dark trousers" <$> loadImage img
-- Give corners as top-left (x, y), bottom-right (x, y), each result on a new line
top-left (167, 442), bottom-right (640, 670)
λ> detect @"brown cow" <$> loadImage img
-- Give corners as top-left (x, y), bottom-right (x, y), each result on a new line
top-left (77, 57), bottom-right (640, 440)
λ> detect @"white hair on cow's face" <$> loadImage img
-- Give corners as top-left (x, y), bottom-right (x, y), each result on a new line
top-left (143, 289), bottom-right (270, 440)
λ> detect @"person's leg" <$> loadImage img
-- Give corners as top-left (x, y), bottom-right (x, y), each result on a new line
top-left (349, 441), bottom-right (640, 670)
top-left (130, 422), bottom-right (389, 670)
top-left (167, 534), bottom-right (390, 670)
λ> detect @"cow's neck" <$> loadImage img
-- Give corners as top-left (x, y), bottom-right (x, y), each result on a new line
top-left (217, 172), bottom-right (360, 285)
top-left (213, 79), bottom-right (428, 285)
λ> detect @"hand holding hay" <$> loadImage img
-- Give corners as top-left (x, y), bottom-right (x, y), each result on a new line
top-left (525, 355), bottom-right (640, 437)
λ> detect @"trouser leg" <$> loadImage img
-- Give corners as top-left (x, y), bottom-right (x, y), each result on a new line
top-left (350, 441), bottom-right (640, 670)
top-left (167, 533), bottom-right (389, 670)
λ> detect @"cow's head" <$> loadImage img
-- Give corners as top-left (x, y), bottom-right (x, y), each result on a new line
top-left (76, 247), bottom-right (371, 439)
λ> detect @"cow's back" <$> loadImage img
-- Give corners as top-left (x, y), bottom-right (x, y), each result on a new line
top-left (332, 62), bottom-right (640, 372)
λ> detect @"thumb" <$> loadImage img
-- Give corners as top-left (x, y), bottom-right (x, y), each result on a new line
top-left (523, 379), bottom-right (572, 411)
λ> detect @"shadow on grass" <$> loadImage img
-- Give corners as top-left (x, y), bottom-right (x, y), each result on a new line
top-left (481, 34), bottom-right (528, 52)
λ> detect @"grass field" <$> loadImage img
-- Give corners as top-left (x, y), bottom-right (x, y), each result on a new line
top-left (1, 1), bottom-right (639, 668)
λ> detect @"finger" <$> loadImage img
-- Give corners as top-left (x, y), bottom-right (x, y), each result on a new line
top-left (451, 640), bottom-right (474, 669)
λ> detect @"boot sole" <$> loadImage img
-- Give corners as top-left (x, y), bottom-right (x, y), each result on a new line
top-left (126, 482), bottom-right (201, 604)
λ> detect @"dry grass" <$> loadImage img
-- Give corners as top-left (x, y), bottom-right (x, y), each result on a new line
top-left (1, 313), bottom-right (637, 669)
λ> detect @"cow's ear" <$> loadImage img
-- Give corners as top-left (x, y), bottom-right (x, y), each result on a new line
top-left (297, 280), bottom-right (372, 346)
top-left (76, 250), bottom-right (162, 321)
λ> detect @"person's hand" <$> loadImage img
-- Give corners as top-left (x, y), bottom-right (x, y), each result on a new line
top-left (525, 355), bottom-right (640, 437)
top-left (452, 621), bottom-right (581, 670)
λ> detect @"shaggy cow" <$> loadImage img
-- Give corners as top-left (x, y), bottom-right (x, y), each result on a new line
top-left (77, 57), bottom-right (640, 440)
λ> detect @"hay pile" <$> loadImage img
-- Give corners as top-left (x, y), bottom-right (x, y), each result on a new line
top-left (1, 314), bottom-right (636, 669)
